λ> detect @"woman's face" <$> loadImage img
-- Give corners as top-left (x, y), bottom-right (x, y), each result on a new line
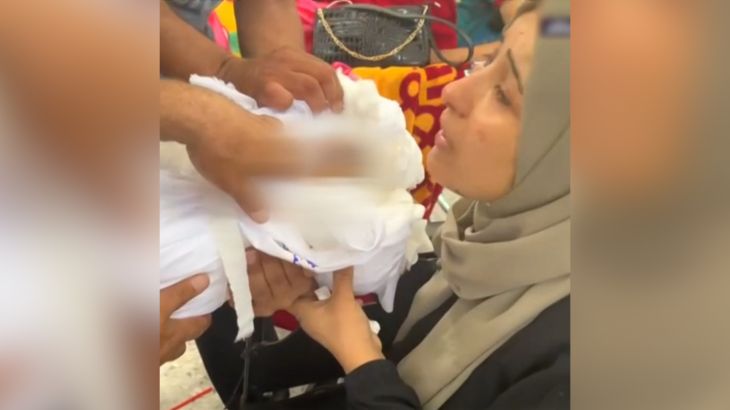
top-left (427, 11), bottom-right (539, 202)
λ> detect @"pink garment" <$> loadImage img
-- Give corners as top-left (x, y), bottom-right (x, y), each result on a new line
top-left (208, 12), bottom-right (231, 52)
top-left (331, 62), bottom-right (358, 79)
top-left (298, 0), bottom-right (325, 52)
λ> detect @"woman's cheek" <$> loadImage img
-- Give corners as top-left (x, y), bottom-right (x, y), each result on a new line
top-left (463, 120), bottom-right (519, 201)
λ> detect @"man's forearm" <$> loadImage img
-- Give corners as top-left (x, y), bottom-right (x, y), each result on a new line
top-left (160, 0), bottom-right (230, 79)
top-left (160, 79), bottom-right (219, 145)
top-left (234, 0), bottom-right (304, 56)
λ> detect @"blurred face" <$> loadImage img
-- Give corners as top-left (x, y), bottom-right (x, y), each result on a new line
top-left (573, 1), bottom-right (700, 204)
top-left (427, 11), bottom-right (539, 202)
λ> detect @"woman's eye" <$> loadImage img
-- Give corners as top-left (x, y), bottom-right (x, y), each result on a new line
top-left (494, 85), bottom-right (511, 107)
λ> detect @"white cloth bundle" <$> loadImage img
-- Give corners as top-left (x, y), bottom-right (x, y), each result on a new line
top-left (160, 73), bottom-right (433, 341)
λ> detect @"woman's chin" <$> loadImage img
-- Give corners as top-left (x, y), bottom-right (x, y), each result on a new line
top-left (426, 149), bottom-right (454, 189)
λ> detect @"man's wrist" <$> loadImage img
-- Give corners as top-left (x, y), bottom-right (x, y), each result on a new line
top-left (213, 54), bottom-right (236, 80)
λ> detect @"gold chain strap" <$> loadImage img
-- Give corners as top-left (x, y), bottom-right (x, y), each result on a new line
top-left (316, 6), bottom-right (429, 62)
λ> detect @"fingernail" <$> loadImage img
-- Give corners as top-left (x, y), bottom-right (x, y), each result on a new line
top-left (246, 249), bottom-right (258, 265)
top-left (332, 101), bottom-right (344, 112)
top-left (190, 274), bottom-right (209, 292)
top-left (249, 209), bottom-right (269, 224)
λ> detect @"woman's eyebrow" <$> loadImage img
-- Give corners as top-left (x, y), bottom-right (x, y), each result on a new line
top-left (507, 49), bottom-right (524, 95)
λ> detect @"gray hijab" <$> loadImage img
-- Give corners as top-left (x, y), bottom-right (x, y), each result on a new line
top-left (394, 0), bottom-right (571, 408)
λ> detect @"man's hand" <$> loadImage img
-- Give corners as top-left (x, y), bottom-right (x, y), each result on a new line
top-left (162, 80), bottom-right (365, 222)
top-left (159, 274), bottom-right (211, 365)
top-left (246, 249), bottom-right (316, 317)
top-left (184, 111), bottom-right (284, 223)
top-left (289, 268), bottom-right (384, 374)
top-left (217, 48), bottom-right (344, 113)
top-left (162, 80), bottom-right (301, 222)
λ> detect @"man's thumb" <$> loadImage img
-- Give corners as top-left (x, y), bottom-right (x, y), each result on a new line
top-left (161, 274), bottom-right (209, 316)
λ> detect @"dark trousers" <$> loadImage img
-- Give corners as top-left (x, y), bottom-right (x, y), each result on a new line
top-left (195, 258), bottom-right (438, 409)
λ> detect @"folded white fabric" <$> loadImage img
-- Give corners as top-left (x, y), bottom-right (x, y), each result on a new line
top-left (160, 73), bottom-right (433, 341)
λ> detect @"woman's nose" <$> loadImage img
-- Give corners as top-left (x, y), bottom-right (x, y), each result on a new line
top-left (442, 73), bottom-right (480, 117)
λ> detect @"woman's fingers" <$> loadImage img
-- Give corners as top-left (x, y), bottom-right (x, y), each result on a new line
top-left (331, 267), bottom-right (355, 301)
top-left (288, 293), bottom-right (320, 321)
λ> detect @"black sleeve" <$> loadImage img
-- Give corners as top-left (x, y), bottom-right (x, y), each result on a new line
top-left (345, 359), bottom-right (421, 410)
top-left (487, 351), bottom-right (570, 410)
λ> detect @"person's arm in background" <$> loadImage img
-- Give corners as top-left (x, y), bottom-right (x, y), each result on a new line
top-left (234, 0), bottom-right (305, 56)
top-left (160, 0), bottom-right (228, 80)
top-left (161, 0), bottom-right (341, 111)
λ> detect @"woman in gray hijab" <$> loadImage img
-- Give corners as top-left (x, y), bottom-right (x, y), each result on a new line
top-left (278, 0), bottom-right (571, 408)
top-left (197, 0), bottom-right (569, 408)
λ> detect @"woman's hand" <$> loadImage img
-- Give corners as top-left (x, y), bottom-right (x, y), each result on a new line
top-left (246, 249), bottom-right (317, 317)
top-left (289, 268), bottom-right (385, 374)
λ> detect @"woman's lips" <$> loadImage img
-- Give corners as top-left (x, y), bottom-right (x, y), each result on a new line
top-left (435, 130), bottom-right (450, 150)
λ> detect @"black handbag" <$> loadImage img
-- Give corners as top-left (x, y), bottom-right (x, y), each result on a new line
top-left (313, 2), bottom-right (474, 68)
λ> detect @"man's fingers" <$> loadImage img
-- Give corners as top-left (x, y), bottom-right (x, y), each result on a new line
top-left (227, 178), bottom-right (268, 223)
top-left (160, 274), bottom-right (209, 317)
top-left (180, 315), bottom-right (212, 341)
top-left (331, 267), bottom-right (355, 301)
top-left (310, 68), bottom-right (343, 112)
top-left (293, 57), bottom-right (344, 112)
top-left (160, 314), bottom-right (211, 365)
top-left (321, 74), bottom-right (344, 113)
top-left (286, 74), bottom-right (328, 113)
top-left (257, 81), bottom-right (295, 111)
top-left (163, 342), bottom-right (187, 365)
